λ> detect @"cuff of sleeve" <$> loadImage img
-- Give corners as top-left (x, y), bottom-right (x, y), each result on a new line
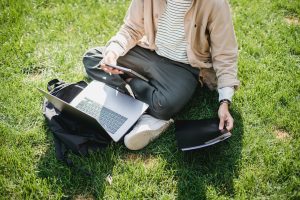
top-left (104, 41), bottom-right (125, 58)
top-left (217, 74), bottom-right (240, 90)
top-left (218, 87), bottom-right (234, 102)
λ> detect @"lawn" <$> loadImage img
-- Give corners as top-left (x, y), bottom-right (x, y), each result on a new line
top-left (0, 0), bottom-right (299, 199)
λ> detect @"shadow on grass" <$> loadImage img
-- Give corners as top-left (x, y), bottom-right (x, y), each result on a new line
top-left (37, 124), bottom-right (119, 199)
top-left (166, 86), bottom-right (243, 199)
top-left (143, 86), bottom-right (244, 199)
top-left (36, 85), bottom-right (243, 199)
top-left (175, 110), bottom-right (243, 199)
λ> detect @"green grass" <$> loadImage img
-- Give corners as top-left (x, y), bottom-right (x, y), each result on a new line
top-left (0, 0), bottom-right (299, 199)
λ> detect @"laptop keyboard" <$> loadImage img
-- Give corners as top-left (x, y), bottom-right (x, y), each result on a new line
top-left (75, 98), bottom-right (127, 134)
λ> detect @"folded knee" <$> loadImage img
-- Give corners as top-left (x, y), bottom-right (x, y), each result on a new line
top-left (83, 47), bottom-right (104, 57)
top-left (128, 79), bottom-right (176, 120)
top-left (82, 47), bottom-right (104, 70)
top-left (150, 95), bottom-right (177, 120)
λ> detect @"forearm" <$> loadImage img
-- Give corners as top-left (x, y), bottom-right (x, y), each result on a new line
top-left (209, 0), bottom-right (240, 89)
top-left (105, 0), bottom-right (144, 58)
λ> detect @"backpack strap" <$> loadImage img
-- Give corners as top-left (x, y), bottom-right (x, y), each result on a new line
top-left (53, 135), bottom-right (67, 161)
top-left (53, 135), bottom-right (73, 166)
top-left (53, 135), bottom-right (92, 176)
top-left (47, 79), bottom-right (65, 92)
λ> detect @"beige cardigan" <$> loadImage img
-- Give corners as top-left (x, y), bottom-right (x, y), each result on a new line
top-left (105, 0), bottom-right (240, 90)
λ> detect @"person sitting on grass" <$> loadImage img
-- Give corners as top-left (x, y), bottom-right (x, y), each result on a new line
top-left (83, 0), bottom-right (240, 150)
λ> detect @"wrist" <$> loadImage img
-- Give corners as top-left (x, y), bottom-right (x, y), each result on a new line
top-left (219, 99), bottom-right (231, 109)
top-left (104, 50), bottom-right (119, 60)
top-left (105, 41), bottom-right (124, 58)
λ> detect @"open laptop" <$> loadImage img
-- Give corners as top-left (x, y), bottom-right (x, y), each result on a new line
top-left (38, 80), bottom-right (149, 142)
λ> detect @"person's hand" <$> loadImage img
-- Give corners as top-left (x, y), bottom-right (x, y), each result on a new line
top-left (218, 103), bottom-right (234, 131)
top-left (100, 51), bottom-right (124, 75)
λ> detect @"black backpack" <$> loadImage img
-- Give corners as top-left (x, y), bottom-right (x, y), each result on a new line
top-left (42, 79), bottom-right (112, 170)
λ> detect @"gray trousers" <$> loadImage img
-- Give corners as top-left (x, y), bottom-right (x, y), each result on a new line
top-left (83, 46), bottom-right (199, 120)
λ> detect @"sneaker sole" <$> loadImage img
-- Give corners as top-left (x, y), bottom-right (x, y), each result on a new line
top-left (124, 119), bottom-right (173, 150)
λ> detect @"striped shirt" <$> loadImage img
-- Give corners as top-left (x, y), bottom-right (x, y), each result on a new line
top-left (155, 0), bottom-right (192, 64)
top-left (155, 0), bottom-right (235, 101)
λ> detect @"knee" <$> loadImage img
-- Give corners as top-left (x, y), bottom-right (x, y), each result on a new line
top-left (83, 46), bottom-right (104, 57)
top-left (150, 94), bottom-right (177, 120)
top-left (82, 47), bottom-right (104, 71)
top-left (128, 79), bottom-right (178, 120)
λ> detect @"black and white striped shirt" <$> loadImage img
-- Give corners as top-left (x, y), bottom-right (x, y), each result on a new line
top-left (155, 0), bottom-right (192, 64)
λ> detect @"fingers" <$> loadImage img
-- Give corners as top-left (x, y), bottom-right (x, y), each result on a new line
top-left (99, 50), bottom-right (123, 75)
top-left (219, 116), bottom-right (225, 130)
top-left (100, 64), bottom-right (124, 75)
top-left (225, 115), bottom-right (234, 131)
top-left (219, 115), bottom-right (234, 131)
top-left (218, 104), bottom-right (234, 131)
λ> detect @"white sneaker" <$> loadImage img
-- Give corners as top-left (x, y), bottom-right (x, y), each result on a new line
top-left (124, 114), bottom-right (174, 150)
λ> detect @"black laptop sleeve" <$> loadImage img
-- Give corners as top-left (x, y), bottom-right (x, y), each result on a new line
top-left (175, 118), bottom-right (228, 150)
